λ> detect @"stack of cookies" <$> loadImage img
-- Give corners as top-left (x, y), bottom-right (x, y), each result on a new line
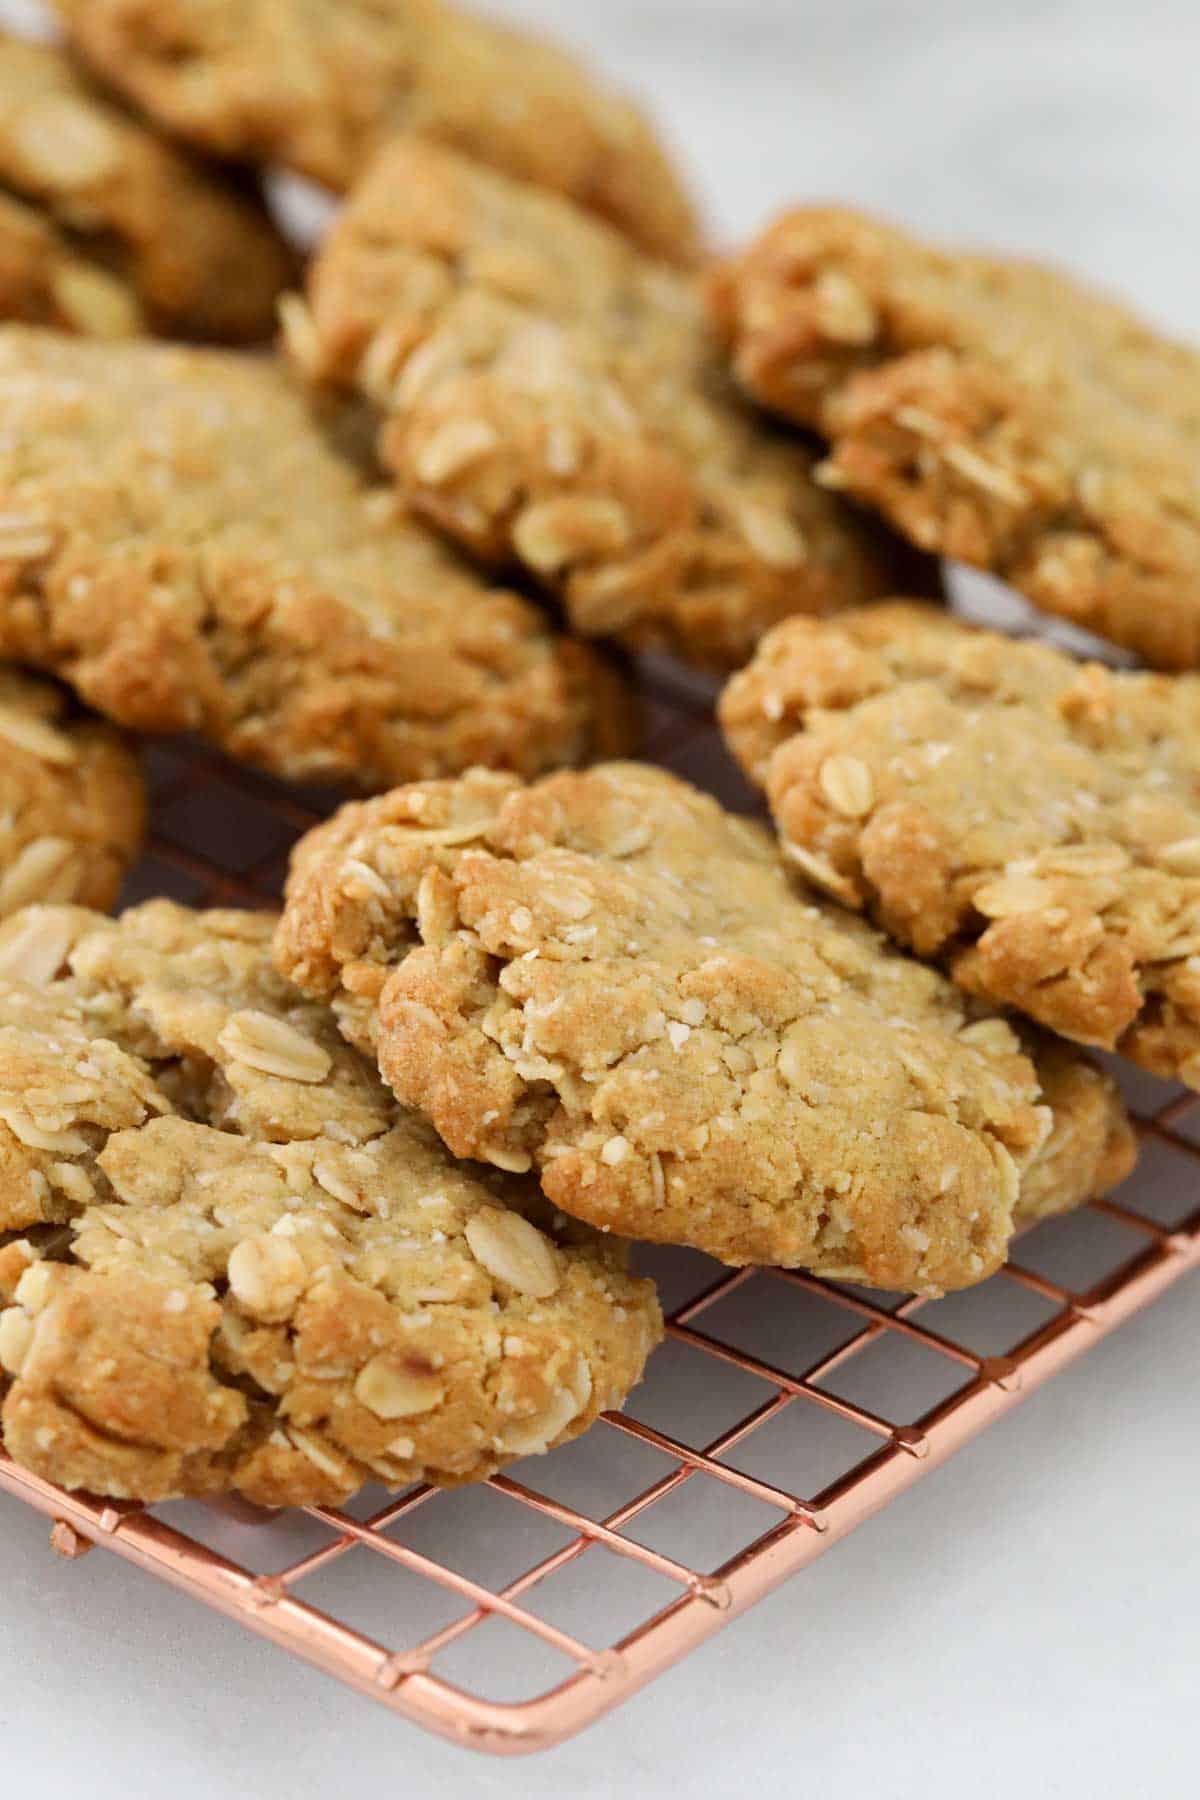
top-left (4, 0), bottom-right (1195, 1513)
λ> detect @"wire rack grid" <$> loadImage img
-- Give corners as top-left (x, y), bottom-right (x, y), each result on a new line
top-left (1, 645), bottom-right (1198, 1757)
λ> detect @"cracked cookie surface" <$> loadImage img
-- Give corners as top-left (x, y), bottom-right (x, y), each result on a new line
top-left (51, 0), bottom-right (700, 262)
top-left (711, 207), bottom-right (1200, 669)
top-left (287, 140), bottom-right (919, 670)
top-left (0, 31), bottom-right (293, 342)
top-left (0, 900), bottom-right (660, 1504)
top-left (721, 602), bottom-right (1200, 1083)
top-left (0, 665), bottom-right (144, 918)
top-left (0, 329), bottom-right (633, 788)
top-left (276, 762), bottom-right (1133, 1294)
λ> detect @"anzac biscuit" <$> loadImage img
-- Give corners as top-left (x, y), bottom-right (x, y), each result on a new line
top-left (0, 31), bottom-right (293, 341)
top-left (276, 762), bottom-right (1134, 1294)
top-left (722, 601), bottom-right (1200, 1083)
top-left (711, 207), bottom-right (1200, 669)
top-left (51, 0), bottom-right (701, 261)
top-left (0, 329), bottom-right (633, 788)
top-left (286, 140), bottom-right (919, 670)
top-left (0, 901), bottom-right (660, 1504)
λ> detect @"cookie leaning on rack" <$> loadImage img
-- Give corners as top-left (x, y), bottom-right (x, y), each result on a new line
top-left (0, 328), bottom-right (634, 789)
top-left (0, 902), bottom-right (661, 1506)
top-left (721, 602), bottom-right (1200, 1087)
top-left (275, 762), bottom-right (1134, 1296)
top-left (284, 138), bottom-right (927, 670)
top-left (711, 207), bottom-right (1200, 670)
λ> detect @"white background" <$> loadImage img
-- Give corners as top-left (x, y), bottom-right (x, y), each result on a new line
top-left (2, 3), bottom-right (1199, 1796)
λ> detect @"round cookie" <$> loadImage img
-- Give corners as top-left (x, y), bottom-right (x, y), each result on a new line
top-left (711, 206), bottom-right (1200, 671)
top-left (0, 901), bottom-right (660, 1505)
top-left (50, 0), bottom-right (701, 263)
top-left (0, 665), bottom-right (144, 918)
top-left (276, 763), bottom-right (1134, 1296)
top-left (0, 31), bottom-right (293, 342)
top-left (286, 140), bottom-right (924, 670)
top-left (0, 329), bottom-right (634, 789)
top-left (720, 602), bottom-right (1200, 1086)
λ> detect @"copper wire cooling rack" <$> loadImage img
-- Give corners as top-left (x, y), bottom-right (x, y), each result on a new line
top-left (1, 644), bottom-right (1198, 1757)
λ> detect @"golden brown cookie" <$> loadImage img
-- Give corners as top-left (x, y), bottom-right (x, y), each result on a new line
top-left (0, 31), bottom-right (293, 341)
top-left (0, 190), bottom-right (143, 336)
top-left (710, 207), bottom-right (1200, 670)
top-left (1016, 1034), bottom-right (1137, 1225)
top-left (275, 762), bottom-right (1133, 1295)
top-left (285, 140), bottom-right (920, 670)
top-left (721, 601), bottom-right (1200, 1083)
top-left (50, 0), bottom-right (700, 262)
top-left (0, 901), bottom-right (660, 1505)
top-left (0, 665), bottom-right (144, 918)
top-left (0, 328), bottom-right (634, 788)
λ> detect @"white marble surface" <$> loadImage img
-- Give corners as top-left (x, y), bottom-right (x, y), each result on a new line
top-left (510, 0), bottom-right (1200, 335)
top-left (2, 3), bottom-right (1199, 1796)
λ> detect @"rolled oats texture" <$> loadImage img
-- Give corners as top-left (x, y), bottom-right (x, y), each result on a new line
top-left (276, 761), bottom-right (1134, 1296)
top-left (721, 600), bottom-right (1200, 1083)
top-left (0, 900), bottom-right (660, 1505)
top-left (50, 0), bottom-right (702, 262)
top-left (0, 328), bottom-right (635, 788)
top-left (0, 189), bottom-right (145, 336)
top-left (0, 30), bottom-right (294, 342)
top-left (0, 665), bottom-right (144, 919)
top-left (289, 138), bottom-right (927, 670)
top-left (711, 206), bottom-right (1200, 670)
